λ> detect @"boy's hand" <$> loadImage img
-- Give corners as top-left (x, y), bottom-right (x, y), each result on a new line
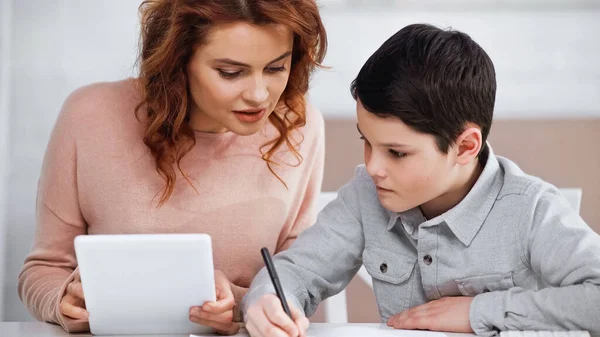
top-left (246, 294), bottom-right (309, 337)
top-left (387, 296), bottom-right (474, 333)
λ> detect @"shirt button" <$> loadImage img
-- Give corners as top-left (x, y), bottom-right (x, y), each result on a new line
top-left (423, 255), bottom-right (433, 265)
top-left (380, 263), bottom-right (388, 273)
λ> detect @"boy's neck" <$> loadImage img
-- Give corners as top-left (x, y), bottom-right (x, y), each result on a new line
top-left (420, 158), bottom-right (484, 220)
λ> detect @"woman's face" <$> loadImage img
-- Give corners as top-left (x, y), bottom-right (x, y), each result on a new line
top-left (186, 22), bottom-right (294, 135)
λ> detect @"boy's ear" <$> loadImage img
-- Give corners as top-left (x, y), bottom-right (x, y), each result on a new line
top-left (454, 124), bottom-right (483, 166)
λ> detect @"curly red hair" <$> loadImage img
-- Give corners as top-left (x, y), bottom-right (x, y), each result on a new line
top-left (135, 0), bottom-right (327, 206)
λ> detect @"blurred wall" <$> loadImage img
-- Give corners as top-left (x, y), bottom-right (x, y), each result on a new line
top-left (0, 0), bottom-right (13, 322)
top-left (2, 0), bottom-right (141, 322)
top-left (310, 6), bottom-right (600, 118)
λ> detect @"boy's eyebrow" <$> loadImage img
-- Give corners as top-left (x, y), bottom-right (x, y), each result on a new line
top-left (212, 51), bottom-right (292, 68)
top-left (356, 124), bottom-right (410, 148)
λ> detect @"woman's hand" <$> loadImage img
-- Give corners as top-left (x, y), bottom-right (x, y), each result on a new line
top-left (189, 270), bottom-right (240, 335)
top-left (59, 274), bottom-right (89, 320)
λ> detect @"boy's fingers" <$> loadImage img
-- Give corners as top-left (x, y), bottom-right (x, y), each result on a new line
top-left (291, 304), bottom-right (309, 336)
top-left (295, 316), bottom-right (310, 336)
top-left (264, 296), bottom-right (298, 337)
top-left (249, 306), bottom-right (289, 337)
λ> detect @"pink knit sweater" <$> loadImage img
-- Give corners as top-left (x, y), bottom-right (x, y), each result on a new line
top-left (17, 79), bottom-right (325, 332)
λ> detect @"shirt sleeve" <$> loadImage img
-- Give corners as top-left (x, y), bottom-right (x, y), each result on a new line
top-left (242, 167), bottom-right (368, 319)
top-left (470, 186), bottom-right (600, 336)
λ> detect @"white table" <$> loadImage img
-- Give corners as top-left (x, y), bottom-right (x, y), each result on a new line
top-left (0, 322), bottom-right (475, 337)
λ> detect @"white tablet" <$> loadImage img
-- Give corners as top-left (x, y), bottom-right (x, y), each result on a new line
top-left (74, 233), bottom-right (216, 335)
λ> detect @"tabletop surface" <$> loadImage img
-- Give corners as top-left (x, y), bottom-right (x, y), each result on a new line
top-left (0, 322), bottom-right (476, 337)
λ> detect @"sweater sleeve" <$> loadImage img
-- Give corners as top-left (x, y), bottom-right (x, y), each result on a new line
top-left (17, 88), bottom-right (90, 332)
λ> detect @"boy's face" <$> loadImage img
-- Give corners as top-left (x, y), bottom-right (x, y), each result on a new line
top-left (356, 100), bottom-right (460, 214)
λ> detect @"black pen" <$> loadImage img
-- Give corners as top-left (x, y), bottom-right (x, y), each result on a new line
top-left (260, 247), bottom-right (293, 318)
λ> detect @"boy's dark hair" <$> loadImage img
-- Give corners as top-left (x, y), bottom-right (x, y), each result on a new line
top-left (350, 23), bottom-right (496, 154)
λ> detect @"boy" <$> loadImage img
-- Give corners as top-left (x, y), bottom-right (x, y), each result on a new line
top-left (241, 23), bottom-right (600, 337)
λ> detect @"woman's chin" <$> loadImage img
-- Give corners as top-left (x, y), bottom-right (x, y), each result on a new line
top-left (228, 121), bottom-right (266, 136)
top-left (226, 114), bottom-right (270, 136)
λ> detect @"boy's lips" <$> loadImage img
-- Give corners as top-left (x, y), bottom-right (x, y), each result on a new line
top-left (376, 186), bottom-right (393, 192)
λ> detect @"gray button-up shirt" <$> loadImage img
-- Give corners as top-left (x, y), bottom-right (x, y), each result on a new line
top-left (242, 146), bottom-right (600, 336)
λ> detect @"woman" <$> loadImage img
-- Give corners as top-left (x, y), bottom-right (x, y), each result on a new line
top-left (18, 0), bottom-right (327, 335)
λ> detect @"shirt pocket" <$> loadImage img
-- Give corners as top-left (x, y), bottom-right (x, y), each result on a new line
top-left (455, 272), bottom-right (515, 296)
top-left (362, 246), bottom-right (416, 319)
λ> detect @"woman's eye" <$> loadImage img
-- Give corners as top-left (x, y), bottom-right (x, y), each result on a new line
top-left (217, 69), bottom-right (241, 79)
top-left (266, 66), bottom-right (286, 73)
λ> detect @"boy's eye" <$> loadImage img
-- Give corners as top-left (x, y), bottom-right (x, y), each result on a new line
top-left (217, 69), bottom-right (241, 79)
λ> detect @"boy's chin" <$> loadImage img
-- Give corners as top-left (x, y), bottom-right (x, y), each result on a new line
top-left (379, 197), bottom-right (416, 214)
